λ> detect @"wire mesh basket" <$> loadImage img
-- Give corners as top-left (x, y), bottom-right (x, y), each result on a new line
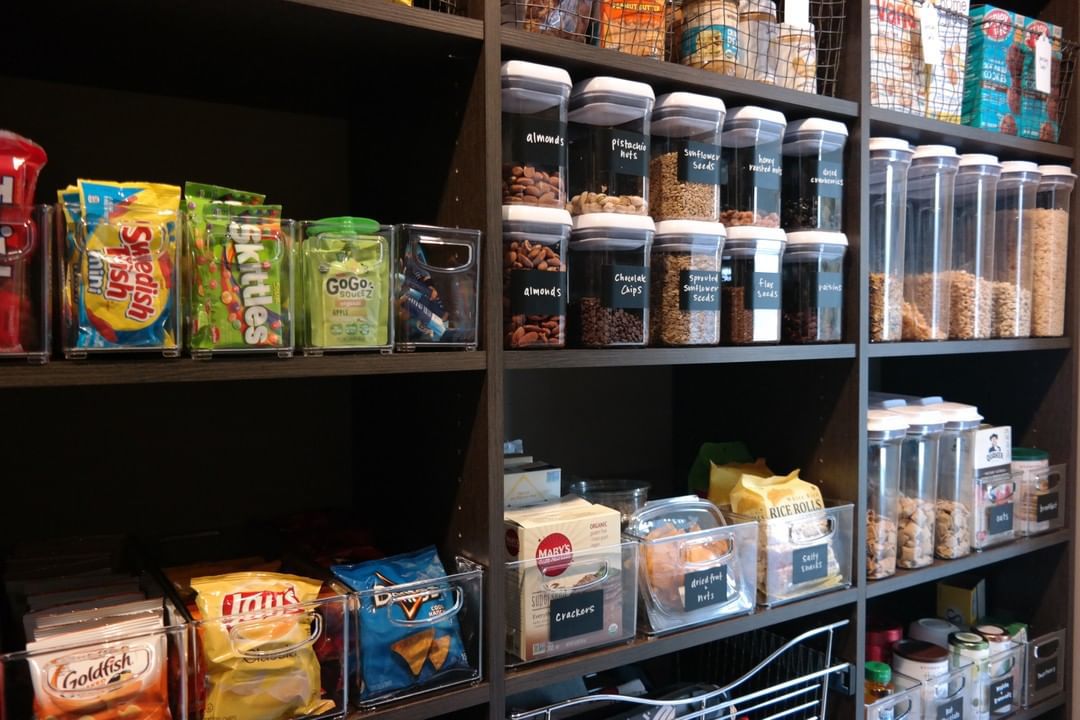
top-left (396, 0), bottom-right (466, 15)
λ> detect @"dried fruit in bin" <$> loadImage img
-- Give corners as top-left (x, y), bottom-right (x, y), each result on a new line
top-left (0, 131), bottom-right (46, 353)
top-left (641, 521), bottom-right (732, 609)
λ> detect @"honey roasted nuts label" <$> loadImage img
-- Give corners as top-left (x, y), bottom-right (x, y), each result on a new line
top-left (512, 118), bottom-right (566, 169)
top-left (602, 264), bottom-right (649, 309)
top-left (750, 144), bottom-right (782, 192)
top-left (678, 141), bottom-right (722, 186)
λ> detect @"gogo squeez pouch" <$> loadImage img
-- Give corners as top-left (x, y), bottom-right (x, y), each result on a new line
top-left (332, 547), bottom-right (468, 700)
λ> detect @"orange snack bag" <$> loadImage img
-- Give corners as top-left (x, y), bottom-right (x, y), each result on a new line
top-left (597, 0), bottom-right (666, 58)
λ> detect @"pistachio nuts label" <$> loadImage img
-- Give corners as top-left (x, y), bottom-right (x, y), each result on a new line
top-left (607, 130), bottom-right (649, 177)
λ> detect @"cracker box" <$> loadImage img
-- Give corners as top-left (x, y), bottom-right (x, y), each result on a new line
top-left (870, 0), bottom-right (927, 114)
top-left (928, 0), bottom-right (972, 123)
top-left (964, 6), bottom-right (1025, 135)
top-left (504, 462), bottom-right (562, 509)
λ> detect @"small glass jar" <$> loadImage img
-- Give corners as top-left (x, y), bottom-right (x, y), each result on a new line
top-left (501, 60), bottom-right (572, 209)
top-left (865, 661), bottom-right (895, 708)
top-left (892, 639), bottom-right (950, 690)
top-left (568, 77), bottom-right (655, 216)
top-left (929, 402), bottom-right (982, 560)
top-left (782, 118), bottom-right (848, 231)
top-left (650, 220), bottom-right (726, 346)
top-left (867, 410), bottom-right (908, 580)
top-left (891, 406), bottom-right (947, 569)
top-left (1032, 165), bottom-right (1076, 337)
top-left (869, 138), bottom-right (913, 342)
top-left (781, 231), bottom-right (847, 343)
top-left (903, 144), bottom-right (959, 341)
top-left (569, 213), bottom-right (655, 347)
top-left (503, 206), bottom-right (572, 349)
top-left (649, 92), bottom-right (726, 222)
top-left (949, 631), bottom-right (991, 719)
top-left (949, 154), bottom-right (1001, 340)
top-left (992, 161), bottom-right (1041, 338)
top-left (720, 106), bottom-right (787, 228)
top-left (1013, 447), bottom-right (1053, 535)
top-left (679, 0), bottom-right (740, 75)
top-left (720, 225), bottom-right (786, 344)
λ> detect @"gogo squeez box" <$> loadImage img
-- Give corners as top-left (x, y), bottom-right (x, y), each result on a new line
top-left (505, 497), bottom-right (622, 662)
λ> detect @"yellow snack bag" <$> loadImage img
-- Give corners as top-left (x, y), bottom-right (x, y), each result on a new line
top-left (191, 572), bottom-right (326, 720)
top-left (708, 457), bottom-right (773, 506)
top-left (729, 470), bottom-right (824, 519)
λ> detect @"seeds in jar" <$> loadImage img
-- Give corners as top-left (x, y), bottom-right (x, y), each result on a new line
top-left (504, 165), bottom-right (563, 207)
top-left (867, 510), bottom-right (898, 579)
top-left (651, 252), bottom-right (719, 346)
top-left (897, 495), bottom-right (934, 568)
top-left (946, 270), bottom-right (993, 339)
top-left (990, 280), bottom-right (1032, 336)
top-left (1029, 208), bottom-right (1069, 336)
top-left (649, 151), bottom-right (717, 221)
top-left (935, 500), bottom-right (972, 559)
top-left (870, 271), bottom-right (903, 341)
top-left (574, 296), bottom-right (645, 345)
top-left (569, 191), bottom-right (647, 215)
top-left (504, 238), bottom-right (566, 348)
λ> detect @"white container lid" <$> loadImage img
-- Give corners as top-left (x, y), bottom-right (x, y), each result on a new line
top-left (654, 92), bottom-right (726, 115)
top-left (912, 144), bottom-right (959, 160)
top-left (890, 405), bottom-right (947, 429)
top-left (572, 76), bottom-right (655, 102)
top-left (503, 205), bottom-right (573, 227)
top-left (785, 230), bottom-right (848, 247)
top-left (1001, 160), bottom-right (1041, 174)
top-left (959, 153), bottom-right (1001, 167)
top-left (726, 105), bottom-right (787, 127)
top-left (572, 213), bottom-right (656, 233)
top-left (1038, 164), bottom-right (1077, 178)
top-left (725, 225), bottom-right (787, 243)
top-left (785, 118), bottom-right (849, 138)
top-left (655, 219), bottom-right (727, 238)
top-left (925, 401), bottom-right (983, 424)
top-left (869, 137), bottom-right (912, 152)
top-left (501, 60), bottom-right (572, 89)
top-left (868, 409), bottom-right (909, 433)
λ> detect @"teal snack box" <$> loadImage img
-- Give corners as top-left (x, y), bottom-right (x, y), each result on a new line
top-left (964, 6), bottom-right (1026, 135)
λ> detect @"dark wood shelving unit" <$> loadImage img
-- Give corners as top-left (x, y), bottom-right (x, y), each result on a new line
top-left (506, 344), bottom-right (856, 370)
top-left (867, 337), bottom-right (1072, 358)
top-left (348, 683), bottom-right (491, 720)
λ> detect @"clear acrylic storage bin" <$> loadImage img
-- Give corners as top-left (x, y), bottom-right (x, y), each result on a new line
top-left (352, 557), bottom-right (483, 709)
top-left (1024, 630), bottom-right (1065, 707)
top-left (0, 205), bottom-right (51, 364)
top-left (505, 542), bottom-right (637, 665)
top-left (1017, 464), bottom-right (1066, 536)
top-left (726, 501), bottom-right (853, 607)
top-left (985, 642), bottom-right (1025, 717)
top-left (974, 473), bottom-right (1017, 551)
top-left (923, 662), bottom-right (974, 720)
top-left (865, 671), bottom-right (921, 720)
top-left (395, 225), bottom-right (481, 351)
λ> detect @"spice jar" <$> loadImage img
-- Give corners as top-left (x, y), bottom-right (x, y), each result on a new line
top-left (865, 661), bottom-right (895, 708)
top-left (1031, 165), bottom-right (1075, 337)
top-left (501, 61), bottom-right (572, 209)
top-left (948, 154), bottom-right (1001, 340)
top-left (568, 77), bottom-right (655, 216)
top-left (734, 0), bottom-right (778, 83)
top-left (949, 631), bottom-right (991, 720)
top-left (869, 138), bottom-right (913, 342)
top-left (776, 22), bottom-right (817, 93)
top-left (867, 410), bottom-right (907, 580)
top-left (867, 617), bottom-right (904, 663)
top-left (903, 145), bottom-right (959, 341)
top-left (782, 118), bottom-right (848, 232)
top-left (720, 225), bottom-right (786, 344)
top-left (720, 106), bottom-right (787, 227)
top-left (679, 0), bottom-right (740, 75)
top-left (892, 639), bottom-right (950, 690)
top-left (891, 406), bottom-right (946, 569)
top-left (650, 220), bottom-right (725, 346)
top-left (649, 92), bottom-right (726, 222)
top-left (781, 231), bottom-right (846, 343)
top-left (569, 213), bottom-right (655, 347)
top-left (992, 161), bottom-right (1041, 338)
top-left (930, 401), bottom-right (982, 560)
top-left (503, 206), bottom-right (572, 349)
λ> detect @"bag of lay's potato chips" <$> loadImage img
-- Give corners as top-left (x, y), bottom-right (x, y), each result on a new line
top-left (190, 572), bottom-right (330, 720)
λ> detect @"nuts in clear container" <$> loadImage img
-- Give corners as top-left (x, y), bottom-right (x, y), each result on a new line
top-left (501, 61), bottom-right (572, 209)
top-left (503, 206), bottom-right (571, 349)
top-left (867, 510), bottom-right (897, 579)
top-left (720, 106), bottom-right (787, 228)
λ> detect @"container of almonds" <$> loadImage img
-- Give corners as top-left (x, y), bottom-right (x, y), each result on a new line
top-left (503, 206), bottom-right (572, 349)
top-left (650, 220), bottom-right (725, 346)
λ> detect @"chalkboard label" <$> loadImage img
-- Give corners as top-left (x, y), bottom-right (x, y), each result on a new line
top-left (683, 565), bottom-right (729, 611)
top-left (751, 145), bottom-right (782, 192)
top-left (1036, 492), bottom-right (1060, 523)
top-left (987, 503), bottom-right (1014, 536)
top-left (1035, 658), bottom-right (1058, 691)
top-left (549, 589), bottom-right (604, 642)
top-left (510, 269), bottom-right (566, 316)
top-left (512, 117), bottom-right (565, 168)
top-left (602, 264), bottom-right (648, 309)
top-left (814, 157), bottom-right (844, 200)
top-left (679, 270), bottom-right (721, 311)
top-left (747, 271), bottom-right (781, 310)
top-left (791, 543), bottom-right (828, 585)
top-left (990, 677), bottom-right (1014, 713)
top-left (678, 141), bottom-right (722, 186)
top-left (608, 130), bottom-right (649, 177)
top-left (815, 271), bottom-right (844, 309)
top-left (936, 697), bottom-right (963, 720)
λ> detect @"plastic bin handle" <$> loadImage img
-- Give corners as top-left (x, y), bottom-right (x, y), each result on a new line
top-left (413, 237), bottom-right (475, 273)
top-left (73, 216), bottom-right (173, 255)
top-left (789, 515), bottom-right (836, 545)
top-left (678, 533), bottom-right (735, 569)
top-left (228, 611), bottom-right (322, 659)
top-left (1033, 638), bottom-right (1059, 659)
top-left (387, 585), bottom-right (465, 627)
top-left (542, 561), bottom-right (611, 595)
top-left (892, 697), bottom-right (915, 720)
top-left (0, 212), bottom-right (39, 262)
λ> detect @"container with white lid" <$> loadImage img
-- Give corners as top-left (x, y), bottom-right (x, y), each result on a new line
top-left (949, 154), bottom-right (1001, 340)
top-left (568, 77), bottom-right (655, 217)
top-left (503, 205), bottom-right (572, 349)
top-left (992, 162), bottom-right (1041, 338)
top-left (782, 118), bottom-right (848, 232)
top-left (781, 230), bottom-right (847, 343)
top-left (501, 61), bottom-right (573, 209)
top-left (910, 618), bottom-right (961, 647)
top-left (891, 406), bottom-right (947, 569)
top-left (569, 213), bottom-right (655, 347)
top-left (867, 409), bottom-right (908, 580)
top-left (892, 639), bottom-right (950, 688)
top-left (720, 106), bottom-right (788, 228)
top-left (1032, 165), bottom-right (1076, 337)
top-left (869, 137), bottom-right (913, 342)
top-left (720, 225), bottom-right (786, 344)
top-left (650, 220), bottom-right (726, 346)
top-left (1013, 447), bottom-right (1066, 537)
top-left (927, 401), bottom-right (983, 560)
top-left (650, 93), bottom-right (727, 222)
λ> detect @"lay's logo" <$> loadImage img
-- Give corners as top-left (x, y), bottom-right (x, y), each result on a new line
top-left (222, 586), bottom-right (300, 618)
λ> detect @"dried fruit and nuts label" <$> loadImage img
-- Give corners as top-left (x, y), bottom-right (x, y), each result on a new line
top-left (549, 589), bottom-right (604, 641)
top-left (602, 264), bottom-right (649, 309)
top-left (987, 502), bottom-right (1014, 535)
top-left (791, 543), bottom-right (828, 584)
top-left (678, 141), bottom-right (722, 186)
top-left (1036, 492), bottom-right (1060, 523)
top-left (814, 272), bottom-right (844, 309)
top-left (750, 145), bottom-right (782, 192)
top-left (512, 118), bottom-right (565, 168)
top-left (606, 130), bottom-right (649, 177)
top-left (990, 677), bottom-right (1014, 713)
top-left (511, 269), bottom-right (566, 316)
top-left (813, 155), bottom-right (845, 200)
top-left (683, 565), bottom-right (728, 611)
top-left (1035, 657), bottom-right (1058, 690)
top-left (679, 270), bottom-right (721, 311)
top-left (935, 697), bottom-right (963, 720)
top-left (747, 271), bottom-right (781, 310)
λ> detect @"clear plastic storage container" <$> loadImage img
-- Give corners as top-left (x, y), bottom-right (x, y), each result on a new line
top-left (865, 670), bottom-right (922, 720)
top-left (650, 220), bottom-right (725, 346)
top-left (992, 162), bottom-right (1041, 338)
top-left (781, 231), bottom-right (847, 343)
top-left (568, 77), bottom-right (655, 216)
top-left (1031, 165), bottom-right (1075, 337)
top-left (949, 154), bottom-right (1001, 340)
top-left (395, 225), bottom-right (481, 351)
top-left (972, 426), bottom-right (1017, 551)
top-left (569, 214), bottom-right (655, 347)
top-left (867, 410), bottom-right (908, 580)
top-left (985, 642), bottom-right (1025, 717)
top-left (922, 661), bottom-right (974, 720)
top-left (503, 206), bottom-right (572, 349)
top-left (891, 406), bottom-right (947, 569)
top-left (720, 225), bottom-right (786, 344)
top-left (869, 138), bottom-right (913, 342)
top-left (949, 631), bottom-right (991, 720)
top-left (903, 145), bottom-right (959, 341)
top-left (1024, 630), bottom-right (1065, 707)
top-left (1014, 448), bottom-right (1066, 536)
top-left (0, 205), bottom-right (51, 364)
top-left (649, 92), bottom-right (726, 222)
top-left (502, 61), bottom-right (572, 209)
top-left (781, 119), bottom-right (848, 231)
top-left (720, 106), bottom-right (787, 227)
top-left (931, 402), bottom-right (983, 560)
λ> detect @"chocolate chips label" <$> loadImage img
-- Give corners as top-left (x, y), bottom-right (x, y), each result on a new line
top-left (791, 544), bottom-right (828, 584)
top-left (936, 697), bottom-right (963, 720)
top-left (815, 272), bottom-right (844, 309)
top-left (1035, 658), bottom-right (1058, 691)
top-left (683, 565), bottom-right (729, 611)
top-left (1037, 492), bottom-right (1060, 523)
top-left (990, 677), bottom-right (1014, 713)
top-left (987, 502), bottom-right (1014, 536)
top-left (678, 141), bottom-right (722, 186)
top-left (513, 117), bottom-right (565, 168)
top-left (549, 589), bottom-right (604, 642)
top-left (814, 155), bottom-right (844, 200)
top-left (510, 269), bottom-right (566, 316)
top-left (608, 130), bottom-right (649, 177)
top-left (603, 264), bottom-right (648, 309)
top-left (747, 272), bottom-right (781, 310)
top-left (679, 270), bottom-right (721, 311)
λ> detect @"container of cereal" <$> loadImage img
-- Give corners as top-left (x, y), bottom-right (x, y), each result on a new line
top-left (867, 410), bottom-right (907, 580)
top-left (890, 406), bottom-right (947, 569)
top-left (930, 402), bottom-right (982, 560)
top-left (949, 154), bottom-right (1001, 340)
top-left (781, 119), bottom-right (848, 232)
top-left (568, 77), bottom-right (655, 216)
top-left (720, 106), bottom-right (787, 227)
top-left (503, 206), bottom-right (572, 349)
top-left (501, 60), bottom-right (572, 209)
top-left (992, 161), bottom-right (1041, 338)
top-left (903, 145), bottom-right (959, 341)
top-left (569, 213), bottom-right (655, 347)
top-left (781, 231), bottom-right (846, 343)
top-left (1013, 447), bottom-right (1066, 536)
top-left (1031, 165), bottom-right (1075, 337)
top-left (720, 225), bottom-right (786, 344)
top-left (649, 92), bottom-right (726, 222)
top-left (650, 220), bottom-right (725, 346)
top-left (869, 138), bottom-right (913, 342)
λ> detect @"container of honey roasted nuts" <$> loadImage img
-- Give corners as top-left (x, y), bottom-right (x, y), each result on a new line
top-left (503, 206), bottom-right (571, 349)
top-left (720, 106), bottom-right (787, 228)
top-left (502, 60), bottom-right (572, 209)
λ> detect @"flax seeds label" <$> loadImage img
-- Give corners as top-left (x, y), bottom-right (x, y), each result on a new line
top-left (747, 271), bottom-right (781, 310)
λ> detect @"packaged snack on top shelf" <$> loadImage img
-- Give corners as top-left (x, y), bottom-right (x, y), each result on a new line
top-left (734, 0), bottom-right (778, 84)
top-left (678, 0), bottom-right (741, 75)
top-left (869, 0), bottom-right (926, 114)
top-left (964, 7), bottom-right (1026, 135)
top-left (1018, 16), bottom-right (1064, 142)
top-left (927, 0), bottom-right (971, 123)
top-left (776, 22), bottom-right (817, 94)
top-left (500, 0), bottom-right (594, 41)
top-left (596, 0), bottom-right (665, 58)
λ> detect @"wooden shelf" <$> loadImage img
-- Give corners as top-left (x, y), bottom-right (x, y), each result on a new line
top-left (1008, 694), bottom-right (1067, 719)
top-left (286, 0), bottom-right (482, 39)
top-left (349, 683), bottom-right (490, 720)
top-left (867, 337), bottom-right (1072, 358)
top-left (506, 344), bottom-right (856, 370)
top-left (866, 530), bottom-right (1071, 598)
